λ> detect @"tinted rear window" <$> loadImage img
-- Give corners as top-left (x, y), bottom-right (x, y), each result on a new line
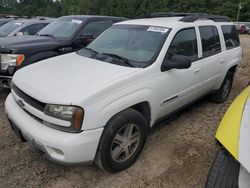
top-left (221, 25), bottom-right (240, 50)
top-left (199, 26), bottom-right (221, 58)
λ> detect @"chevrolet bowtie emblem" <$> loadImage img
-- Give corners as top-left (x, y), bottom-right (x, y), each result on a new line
top-left (17, 99), bottom-right (25, 109)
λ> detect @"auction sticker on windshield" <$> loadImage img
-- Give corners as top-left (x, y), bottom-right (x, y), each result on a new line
top-left (147, 26), bottom-right (169, 33)
top-left (71, 19), bottom-right (82, 24)
top-left (14, 23), bottom-right (23, 26)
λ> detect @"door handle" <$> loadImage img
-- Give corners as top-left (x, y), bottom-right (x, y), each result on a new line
top-left (194, 68), bottom-right (201, 74)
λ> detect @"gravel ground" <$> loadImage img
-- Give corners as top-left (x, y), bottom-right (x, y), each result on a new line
top-left (0, 35), bottom-right (250, 188)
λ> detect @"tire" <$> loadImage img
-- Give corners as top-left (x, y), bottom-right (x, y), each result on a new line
top-left (210, 71), bottom-right (234, 103)
top-left (205, 149), bottom-right (240, 188)
top-left (95, 108), bottom-right (148, 173)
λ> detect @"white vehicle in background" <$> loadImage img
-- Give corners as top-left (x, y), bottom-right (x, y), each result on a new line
top-left (5, 13), bottom-right (242, 172)
top-left (0, 18), bottom-right (54, 37)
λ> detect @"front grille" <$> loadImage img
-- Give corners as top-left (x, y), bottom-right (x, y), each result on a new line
top-left (12, 84), bottom-right (46, 112)
top-left (22, 107), bottom-right (44, 124)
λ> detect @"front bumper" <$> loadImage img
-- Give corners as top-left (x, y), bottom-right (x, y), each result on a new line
top-left (5, 94), bottom-right (103, 164)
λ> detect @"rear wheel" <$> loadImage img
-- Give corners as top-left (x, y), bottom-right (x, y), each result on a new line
top-left (210, 71), bottom-right (234, 103)
top-left (205, 149), bottom-right (240, 188)
top-left (95, 108), bottom-right (148, 173)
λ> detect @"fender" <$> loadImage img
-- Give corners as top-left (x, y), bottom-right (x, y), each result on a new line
top-left (216, 86), bottom-right (250, 160)
top-left (99, 88), bottom-right (155, 127)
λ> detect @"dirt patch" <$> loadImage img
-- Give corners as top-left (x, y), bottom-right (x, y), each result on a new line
top-left (0, 35), bottom-right (250, 188)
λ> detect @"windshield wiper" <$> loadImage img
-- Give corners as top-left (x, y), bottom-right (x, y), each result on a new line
top-left (37, 34), bottom-right (54, 37)
top-left (102, 53), bottom-right (135, 67)
top-left (84, 47), bottom-right (99, 54)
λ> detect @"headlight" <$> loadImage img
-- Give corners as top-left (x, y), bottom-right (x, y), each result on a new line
top-left (44, 104), bottom-right (84, 133)
top-left (1, 54), bottom-right (25, 70)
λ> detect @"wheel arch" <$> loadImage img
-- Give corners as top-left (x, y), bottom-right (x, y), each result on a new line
top-left (227, 64), bottom-right (238, 74)
top-left (130, 102), bottom-right (151, 127)
top-left (215, 63), bottom-right (239, 91)
top-left (103, 101), bottom-right (152, 129)
top-left (98, 89), bottom-right (154, 129)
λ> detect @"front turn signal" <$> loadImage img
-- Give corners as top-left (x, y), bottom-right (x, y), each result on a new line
top-left (16, 54), bottom-right (25, 66)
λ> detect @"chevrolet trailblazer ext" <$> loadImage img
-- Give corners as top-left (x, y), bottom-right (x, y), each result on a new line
top-left (5, 13), bottom-right (242, 172)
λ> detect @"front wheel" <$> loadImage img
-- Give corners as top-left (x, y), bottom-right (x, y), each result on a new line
top-left (95, 108), bottom-right (148, 173)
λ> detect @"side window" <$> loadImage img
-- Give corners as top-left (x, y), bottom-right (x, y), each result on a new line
top-left (80, 20), bottom-right (112, 38)
top-left (167, 28), bottom-right (198, 62)
top-left (199, 26), bottom-right (221, 58)
top-left (20, 23), bottom-right (47, 35)
top-left (221, 25), bottom-right (240, 50)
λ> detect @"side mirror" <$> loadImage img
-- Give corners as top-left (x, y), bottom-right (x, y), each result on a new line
top-left (16, 32), bottom-right (24, 37)
top-left (162, 55), bottom-right (191, 71)
top-left (77, 34), bottom-right (94, 46)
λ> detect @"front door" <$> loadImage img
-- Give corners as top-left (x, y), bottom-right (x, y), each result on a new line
top-left (156, 27), bottom-right (203, 117)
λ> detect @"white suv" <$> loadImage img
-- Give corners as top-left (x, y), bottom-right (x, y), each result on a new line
top-left (5, 13), bottom-right (242, 172)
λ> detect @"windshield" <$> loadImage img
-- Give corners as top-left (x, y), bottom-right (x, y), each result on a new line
top-left (0, 20), bottom-right (8, 27)
top-left (80, 25), bottom-right (169, 67)
top-left (37, 17), bottom-right (83, 38)
top-left (0, 21), bottom-right (24, 37)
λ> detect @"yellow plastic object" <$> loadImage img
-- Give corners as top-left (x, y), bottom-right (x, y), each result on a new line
top-left (216, 86), bottom-right (250, 160)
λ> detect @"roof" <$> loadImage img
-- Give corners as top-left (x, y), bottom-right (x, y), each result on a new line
top-left (117, 16), bottom-right (233, 28)
top-left (60, 15), bottom-right (126, 21)
top-left (9, 18), bottom-right (54, 24)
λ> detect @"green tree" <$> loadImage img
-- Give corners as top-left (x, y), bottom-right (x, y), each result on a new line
top-left (0, 0), bottom-right (248, 21)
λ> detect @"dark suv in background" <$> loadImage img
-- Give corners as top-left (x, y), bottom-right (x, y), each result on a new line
top-left (0, 15), bottom-right (126, 88)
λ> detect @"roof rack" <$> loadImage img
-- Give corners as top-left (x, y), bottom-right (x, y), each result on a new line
top-left (134, 12), bottom-right (231, 22)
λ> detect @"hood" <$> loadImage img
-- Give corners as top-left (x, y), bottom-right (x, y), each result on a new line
top-left (0, 35), bottom-right (64, 54)
top-left (13, 53), bottom-right (140, 105)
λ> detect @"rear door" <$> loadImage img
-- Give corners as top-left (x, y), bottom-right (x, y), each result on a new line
top-left (221, 25), bottom-right (241, 74)
top-left (198, 26), bottom-right (225, 94)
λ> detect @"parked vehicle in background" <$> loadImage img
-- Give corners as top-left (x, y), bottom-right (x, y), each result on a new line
top-left (205, 85), bottom-right (250, 188)
top-left (5, 13), bottom-right (242, 172)
top-left (240, 25), bottom-right (247, 34)
top-left (245, 22), bottom-right (250, 35)
top-left (0, 15), bottom-right (126, 88)
top-left (0, 15), bottom-right (18, 26)
top-left (0, 18), bottom-right (54, 37)
top-left (245, 23), bottom-right (250, 33)
top-left (234, 22), bottom-right (250, 34)
top-left (0, 18), bottom-right (15, 27)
